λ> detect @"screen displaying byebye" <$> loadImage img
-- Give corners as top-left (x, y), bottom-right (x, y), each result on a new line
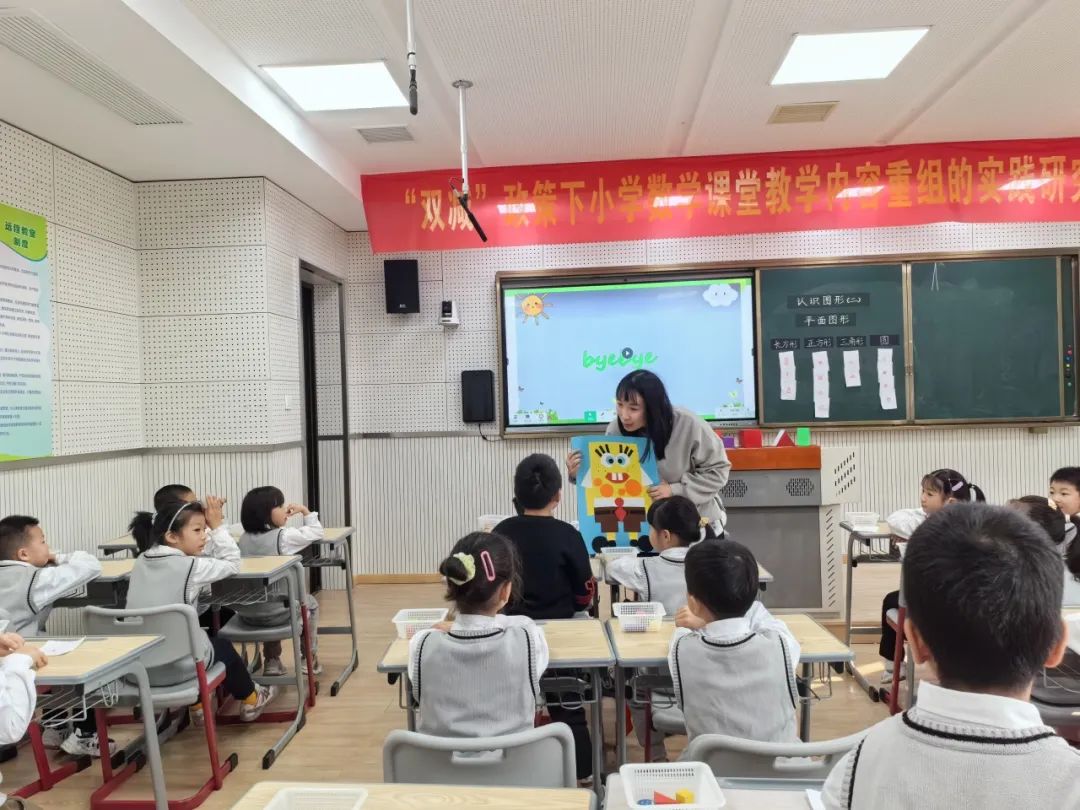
top-left (501, 274), bottom-right (757, 431)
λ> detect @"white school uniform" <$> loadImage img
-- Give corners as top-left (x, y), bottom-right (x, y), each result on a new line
top-left (0, 652), bottom-right (36, 803)
top-left (0, 551), bottom-right (101, 634)
top-left (606, 545), bottom-right (693, 615)
top-left (885, 507), bottom-right (927, 540)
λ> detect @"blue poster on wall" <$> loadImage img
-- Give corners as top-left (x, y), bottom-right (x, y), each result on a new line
top-left (571, 435), bottom-right (659, 554)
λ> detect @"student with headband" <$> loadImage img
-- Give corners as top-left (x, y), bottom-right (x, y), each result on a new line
top-left (128, 499), bottom-right (277, 725)
top-left (881, 468), bottom-right (985, 683)
top-left (408, 533), bottom-right (559, 770)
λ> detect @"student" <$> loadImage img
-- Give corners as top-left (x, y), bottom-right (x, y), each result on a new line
top-left (497, 454), bottom-right (595, 620)
top-left (235, 487), bottom-right (323, 676)
top-left (606, 495), bottom-right (716, 616)
top-left (821, 504), bottom-right (1080, 809)
top-left (1050, 467), bottom-right (1080, 547)
top-left (669, 539), bottom-right (801, 745)
top-left (128, 500), bottom-right (276, 724)
top-left (1009, 495), bottom-right (1080, 605)
top-left (133, 484), bottom-right (227, 556)
top-left (0, 516), bottom-right (106, 756)
top-left (880, 469), bottom-right (984, 682)
top-left (567, 370), bottom-right (732, 538)
top-left (495, 454), bottom-right (594, 780)
top-left (408, 532), bottom-right (549, 741)
top-left (0, 632), bottom-right (46, 810)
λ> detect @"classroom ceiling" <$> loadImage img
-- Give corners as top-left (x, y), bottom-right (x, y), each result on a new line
top-left (0, 0), bottom-right (1077, 230)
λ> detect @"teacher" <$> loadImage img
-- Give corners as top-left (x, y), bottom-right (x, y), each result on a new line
top-left (567, 370), bottom-right (732, 537)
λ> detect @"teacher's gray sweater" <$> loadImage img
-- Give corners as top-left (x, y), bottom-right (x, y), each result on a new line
top-left (605, 406), bottom-right (732, 530)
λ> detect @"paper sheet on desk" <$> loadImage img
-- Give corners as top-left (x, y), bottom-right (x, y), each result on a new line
top-left (806, 789), bottom-right (825, 810)
top-left (40, 638), bottom-right (85, 656)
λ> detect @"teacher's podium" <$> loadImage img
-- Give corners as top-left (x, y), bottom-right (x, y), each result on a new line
top-left (723, 445), bottom-right (859, 616)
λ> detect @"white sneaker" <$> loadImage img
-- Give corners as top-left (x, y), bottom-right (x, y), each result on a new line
top-left (262, 658), bottom-right (286, 677)
top-left (41, 727), bottom-right (65, 749)
top-left (307, 654), bottom-right (323, 676)
top-left (239, 685), bottom-right (278, 722)
top-left (880, 667), bottom-right (907, 684)
top-left (60, 731), bottom-right (117, 758)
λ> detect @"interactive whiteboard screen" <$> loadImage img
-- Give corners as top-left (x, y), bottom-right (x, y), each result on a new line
top-left (501, 274), bottom-right (756, 430)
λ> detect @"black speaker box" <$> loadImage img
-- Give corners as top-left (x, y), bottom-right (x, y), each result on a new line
top-left (461, 370), bottom-right (495, 424)
top-left (384, 259), bottom-right (420, 314)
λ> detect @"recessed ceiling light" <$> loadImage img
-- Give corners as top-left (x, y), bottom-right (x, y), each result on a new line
top-left (835, 185), bottom-right (885, 199)
top-left (772, 29), bottom-right (929, 85)
top-left (262, 62), bottom-right (407, 111)
top-left (999, 178), bottom-right (1052, 191)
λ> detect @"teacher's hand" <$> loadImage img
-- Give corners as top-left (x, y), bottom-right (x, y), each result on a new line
top-left (566, 451), bottom-right (582, 480)
top-left (648, 483), bottom-right (673, 500)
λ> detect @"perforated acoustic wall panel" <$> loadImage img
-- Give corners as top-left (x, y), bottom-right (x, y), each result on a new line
top-left (265, 180), bottom-right (346, 279)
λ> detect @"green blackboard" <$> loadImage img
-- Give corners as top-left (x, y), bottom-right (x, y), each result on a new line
top-left (911, 257), bottom-right (1073, 421)
top-left (759, 264), bottom-right (907, 424)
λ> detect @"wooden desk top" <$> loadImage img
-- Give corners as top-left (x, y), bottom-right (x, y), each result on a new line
top-left (100, 534), bottom-right (137, 549)
top-left (231, 782), bottom-right (593, 809)
top-left (607, 613), bottom-right (852, 666)
top-left (24, 635), bottom-right (162, 683)
top-left (98, 559), bottom-right (135, 579)
top-left (595, 553), bottom-right (773, 585)
top-left (839, 521), bottom-right (893, 539)
top-left (236, 555), bottom-right (301, 577)
top-left (378, 618), bottom-right (615, 674)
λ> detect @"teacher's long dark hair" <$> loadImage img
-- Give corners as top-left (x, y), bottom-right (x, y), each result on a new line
top-left (615, 370), bottom-right (675, 462)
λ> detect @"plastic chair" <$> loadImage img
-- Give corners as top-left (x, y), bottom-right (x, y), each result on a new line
top-left (382, 724), bottom-right (577, 788)
top-left (881, 575), bottom-right (915, 714)
top-left (683, 730), bottom-right (868, 787)
top-left (84, 605), bottom-right (238, 810)
top-left (1032, 648), bottom-right (1080, 737)
top-left (216, 606), bottom-right (317, 711)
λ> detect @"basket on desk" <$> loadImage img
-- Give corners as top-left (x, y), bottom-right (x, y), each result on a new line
top-left (613, 601), bottom-right (665, 633)
top-left (264, 786), bottom-right (368, 810)
top-left (620, 762), bottom-right (725, 809)
top-left (391, 608), bottom-right (449, 640)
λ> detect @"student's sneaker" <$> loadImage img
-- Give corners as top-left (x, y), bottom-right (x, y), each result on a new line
top-left (239, 685), bottom-right (278, 722)
top-left (306, 653), bottom-right (323, 676)
top-left (60, 731), bottom-right (118, 758)
top-left (190, 703), bottom-right (205, 728)
top-left (262, 657), bottom-right (286, 677)
top-left (880, 665), bottom-right (908, 684)
top-left (40, 727), bottom-right (65, 749)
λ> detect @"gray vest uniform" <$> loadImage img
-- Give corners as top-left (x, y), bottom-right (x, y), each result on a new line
top-left (672, 628), bottom-right (799, 743)
top-left (841, 710), bottom-right (1080, 809)
top-left (236, 530), bottom-right (291, 626)
top-left (413, 625), bottom-right (539, 738)
top-left (126, 552), bottom-right (213, 686)
top-left (641, 554), bottom-right (689, 615)
top-left (0, 562), bottom-right (47, 634)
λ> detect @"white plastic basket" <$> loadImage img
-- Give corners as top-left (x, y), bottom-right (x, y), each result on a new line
top-left (264, 787), bottom-right (368, 810)
top-left (613, 601), bottom-right (665, 633)
top-left (845, 511), bottom-right (880, 532)
top-left (620, 762), bottom-right (725, 809)
top-left (391, 608), bottom-right (449, 640)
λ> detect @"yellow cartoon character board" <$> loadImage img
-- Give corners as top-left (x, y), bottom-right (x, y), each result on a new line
top-left (571, 436), bottom-right (657, 552)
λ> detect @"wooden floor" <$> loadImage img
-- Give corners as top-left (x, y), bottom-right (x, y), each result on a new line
top-left (21, 564), bottom-right (900, 809)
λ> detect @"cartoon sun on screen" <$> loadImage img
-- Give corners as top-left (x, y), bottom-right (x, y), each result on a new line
top-left (581, 441), bottom-right (653, 548)
top-left (520, 293), bottom-right (551, 325)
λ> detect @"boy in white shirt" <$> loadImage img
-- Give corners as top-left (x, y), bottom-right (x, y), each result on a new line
top-left (669, 539), bottom-right (801, 744)
top-left (822, 503), bottom-right (1080, 809)
top-left (0, 631), bottom-right (47, 810)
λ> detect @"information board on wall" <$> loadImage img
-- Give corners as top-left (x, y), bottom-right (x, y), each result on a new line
top-left (0, 203), bottom-right (52, 460)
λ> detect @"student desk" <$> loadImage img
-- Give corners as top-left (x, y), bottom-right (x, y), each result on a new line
top-left (605, 774), bottom-right (815, 809)
top-left (606, 614), bottom-right (854, 763)
top-left (378, 618), bottom-right (615, 793)
top-left (208, 555), bottom-right (309, 769)
top-left (300, 527), bottom-right (359, 696)
top-left (231, 781), bottom-right (597, 809)
top-left (594, 551), bottom-right (774, 615)
top-left (53, 559), bottom-right (135, 609)
top-left (16, 635), bottom-right (168, 810)
top-left (99, 534), bottom-right (138, 557)
top-left (838, 521), bottom-right (898, 698)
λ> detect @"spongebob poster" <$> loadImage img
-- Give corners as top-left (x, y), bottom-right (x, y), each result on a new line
top-left (571, 435), bottom-right (659, 554)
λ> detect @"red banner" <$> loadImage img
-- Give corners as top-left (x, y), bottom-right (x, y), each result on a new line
top-left (361, 138), bottom-right (1080, 253)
